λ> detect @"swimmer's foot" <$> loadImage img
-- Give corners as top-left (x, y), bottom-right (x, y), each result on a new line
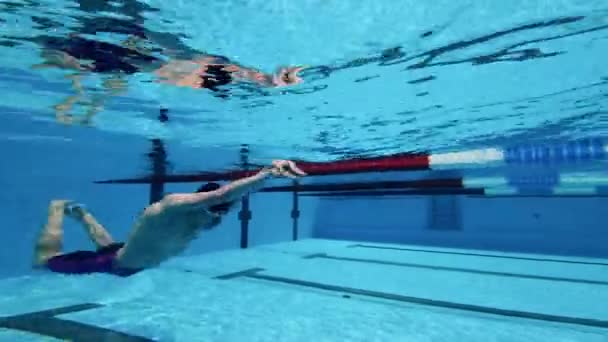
top-left (64, 201), bottom-right (86, 219)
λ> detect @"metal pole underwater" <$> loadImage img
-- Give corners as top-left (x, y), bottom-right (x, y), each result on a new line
top-left (148, 108), bottom-right (169, 204)
top-left (291, 180), bottom-right (300, 241)
top-left (238, 144), bottom-right (251, 249)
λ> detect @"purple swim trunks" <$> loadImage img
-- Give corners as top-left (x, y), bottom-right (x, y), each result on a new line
top-left (46, 242), bottom-right (142, 277)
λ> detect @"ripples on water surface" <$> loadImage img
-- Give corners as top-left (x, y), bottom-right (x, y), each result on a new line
top-left (0, 0), bottom-right (607, 162)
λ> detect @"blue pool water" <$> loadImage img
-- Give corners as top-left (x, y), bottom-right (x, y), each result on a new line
top-left (1, 1), bottom-right (607, 158)
top-left (1, 1), bottom-right (608, 341)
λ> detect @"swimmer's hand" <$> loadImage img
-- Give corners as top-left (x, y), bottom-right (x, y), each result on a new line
top-left (262, 160), bottom-right (307, 179)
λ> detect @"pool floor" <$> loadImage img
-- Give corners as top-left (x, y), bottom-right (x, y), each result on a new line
top-left (1, 239), bottom-right (607, 341)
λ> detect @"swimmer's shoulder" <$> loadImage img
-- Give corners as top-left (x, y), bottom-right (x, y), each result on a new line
top-left (139, 201), bottom-right (164, 218)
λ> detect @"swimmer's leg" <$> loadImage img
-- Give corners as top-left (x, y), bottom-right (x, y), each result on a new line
top-left (55, 74), bottom-right (86, 125)
top-left (33, 200), bottom-right (69, 267)
top-left (79, 75), bottom-right (128, 125)
top-left (102, 76), bottom-right (128, 96)
top-left (67, 203), bottom-right (115, 249)
top-left (33, 49), bottom-right (85, 71)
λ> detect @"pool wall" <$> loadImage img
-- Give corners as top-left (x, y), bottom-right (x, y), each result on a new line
top-left (314, 195), bottom-right (608, 258)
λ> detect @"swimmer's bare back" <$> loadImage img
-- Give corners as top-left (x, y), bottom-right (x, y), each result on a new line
top-left (114, 160), bottom-right (306, 270)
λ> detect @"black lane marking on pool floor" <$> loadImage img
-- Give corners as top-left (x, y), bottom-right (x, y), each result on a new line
top-left (302, 253), bottom-right (608, 286)
top-left (0, 303), bottom-right (155, 342)
top-left (348, 244), bottom-right (608, 267)
top-left (214, 268), bottom-right (608, 329)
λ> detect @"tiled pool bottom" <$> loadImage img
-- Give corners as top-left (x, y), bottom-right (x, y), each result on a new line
top-left (1, 239), bottom-right (607, 341)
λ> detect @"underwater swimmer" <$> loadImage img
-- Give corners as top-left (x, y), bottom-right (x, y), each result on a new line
top-left (33, 160), bottom-right (306, 276)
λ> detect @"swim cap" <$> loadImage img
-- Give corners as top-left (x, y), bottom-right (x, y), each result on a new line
top-left (196, 182), bottom-right (221, 193)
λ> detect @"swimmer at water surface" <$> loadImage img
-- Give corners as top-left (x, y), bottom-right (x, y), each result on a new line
top-left (35, 35), bottom-right (305, 89)
top-left (32, 34), bottom-right (305, 124)
top-left (33, 160), bottom-right (306, 277)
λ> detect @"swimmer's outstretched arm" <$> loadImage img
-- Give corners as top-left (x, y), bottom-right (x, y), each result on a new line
top-left (190, 57), bottom-right (305, 87)
top-left (162, 169), bottom-right (272, 212)
top-left (227, 65), bottom-right (306, 87)
top-left (162, 160), bottom-right (306, 211)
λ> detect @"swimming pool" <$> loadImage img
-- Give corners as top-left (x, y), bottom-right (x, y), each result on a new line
top-left (1, 1), bottom-right (607, 341)
top-left (1, 240), bottom-right (608, 341)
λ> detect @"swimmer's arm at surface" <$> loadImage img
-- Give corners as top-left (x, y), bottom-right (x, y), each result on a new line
top-left (223, 64), bottom-right (274, 86)
top-left (222, 63), bottom-right (303, 87)
top-left (161, 169), bottom-right (273, 211)
top-left (184, 56), bottom-right (273, 86)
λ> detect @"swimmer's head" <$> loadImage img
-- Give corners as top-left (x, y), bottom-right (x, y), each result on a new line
top-left (272, 65), bottom-right (306, 87)
top-left (196, 182), bottom-right (235, 215)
